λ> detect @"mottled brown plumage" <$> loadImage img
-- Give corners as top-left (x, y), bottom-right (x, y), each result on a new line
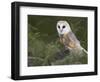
top-left (59, 32), bottom-right (80, 50)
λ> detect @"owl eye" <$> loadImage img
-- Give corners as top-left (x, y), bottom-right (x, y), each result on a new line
top-left (58, 25), bottom-right (60, 29)
top-left (63, 25), bottom-right (65, 28)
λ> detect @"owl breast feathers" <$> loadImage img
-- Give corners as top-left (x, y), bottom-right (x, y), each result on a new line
top-left (60, 31), bottom-right (80, 50)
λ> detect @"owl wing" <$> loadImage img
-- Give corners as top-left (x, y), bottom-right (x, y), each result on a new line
top-left (67, 32), bottom-right (80, 44)
top-left (64, 32), bottom-right (80, 48)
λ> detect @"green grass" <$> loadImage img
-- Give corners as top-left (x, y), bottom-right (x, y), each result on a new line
top-left (28, 15), bottom-right (88, 66)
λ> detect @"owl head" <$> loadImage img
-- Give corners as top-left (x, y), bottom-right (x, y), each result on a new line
top-left (56, 20), bottom-right (71, 35)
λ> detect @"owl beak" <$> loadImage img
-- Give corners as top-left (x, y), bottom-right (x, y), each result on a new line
top-left (60, 29), bottom-right (63, 32)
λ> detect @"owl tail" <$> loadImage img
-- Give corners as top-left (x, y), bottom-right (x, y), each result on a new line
top-left (77, 45), bottom-right (88, 55)
top-left (81, 47), bottom-right (88, 54)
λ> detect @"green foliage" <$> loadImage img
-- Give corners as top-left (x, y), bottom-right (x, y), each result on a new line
top-left (28, 15), bottom-right (88, 66)
top-left (52, 51), bottom-right (87, 65)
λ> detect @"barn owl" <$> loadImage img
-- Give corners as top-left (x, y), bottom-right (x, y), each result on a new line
top-left (56, 20), bottom-right (87, 54)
